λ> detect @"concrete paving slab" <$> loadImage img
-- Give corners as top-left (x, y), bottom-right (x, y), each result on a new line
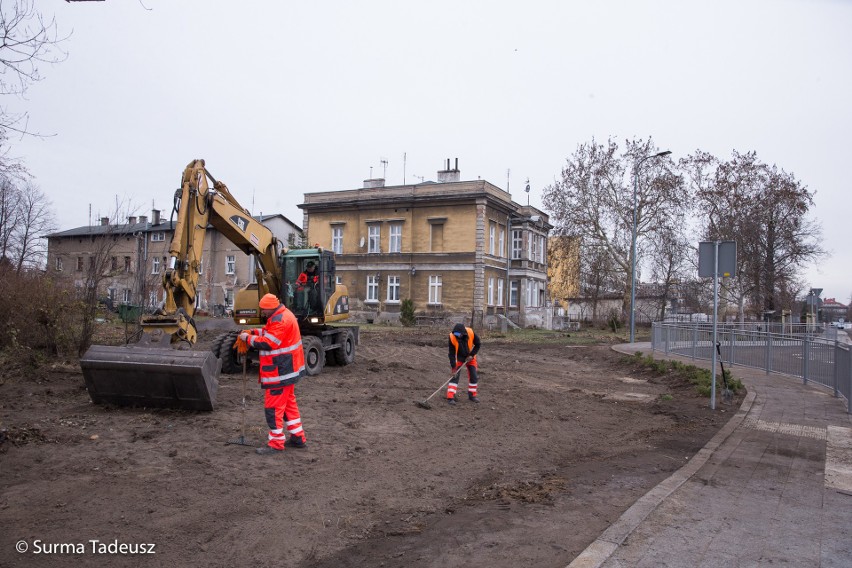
top-left (566, 342), bottom-right (852, 568)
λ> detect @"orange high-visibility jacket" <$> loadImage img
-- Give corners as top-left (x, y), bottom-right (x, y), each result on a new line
top-left (448, 326), bottom-right (480, 367)
top-left (247, 304), bottom-right (306, 389)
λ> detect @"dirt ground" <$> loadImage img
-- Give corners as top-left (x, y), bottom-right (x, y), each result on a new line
top-left (0, 321), bottom-right (742, 568)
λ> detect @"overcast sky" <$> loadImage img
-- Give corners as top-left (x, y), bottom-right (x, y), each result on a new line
top-left (9, 0), bottom-right (851, 303)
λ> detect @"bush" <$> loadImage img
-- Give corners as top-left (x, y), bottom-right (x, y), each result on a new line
top-left (0, 270), bottom-right (82, 356)
top-left (400, 299), bottom-right (415, 327)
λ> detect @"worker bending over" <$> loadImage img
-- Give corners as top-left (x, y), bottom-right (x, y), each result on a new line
top-left (447, 323), bottom-right (481, 405)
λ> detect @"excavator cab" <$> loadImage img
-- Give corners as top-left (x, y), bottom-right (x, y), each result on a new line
top-left (281, 248), bottom-right (347, 323)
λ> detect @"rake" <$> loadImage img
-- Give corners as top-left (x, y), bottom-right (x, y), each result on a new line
top-left (227, 350), bottom-right (254, 446)
top-left (414, 366), bottom-right (464, 410)
top-left (715, 341), bottom-right (734, 404)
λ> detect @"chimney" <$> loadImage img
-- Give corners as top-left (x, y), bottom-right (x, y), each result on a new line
top-left (363, 178), bottom-right (386, 189)
top-left (100, 217), bottom-right (110, 226)
top-left (138, 215), bottom-right (147, 225)
top-left (437, 157), bottom-right (461, 183)
top-left (128, 216), bottom-right (137, 225)
top-left (152, 209), bottom-right (161, 225)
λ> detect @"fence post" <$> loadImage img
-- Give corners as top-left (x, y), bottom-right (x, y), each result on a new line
top-left (664, 325), bottom-right (670, 356)
top-left (729, 329), bottom-right (735, 366)
top-left (833, 341), bottom-right (840, 398)
top-left (766, 332), bottom-right (773, 374)
top-left (803, 336), bottom-right (810, 385)
top-left (692, 324), bottom-right (697, 360)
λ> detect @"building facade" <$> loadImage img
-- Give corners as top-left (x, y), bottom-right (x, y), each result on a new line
top-left (45, 210), bottom-right (301, 315)
top-left (299, 161), bottom-right (551, 329)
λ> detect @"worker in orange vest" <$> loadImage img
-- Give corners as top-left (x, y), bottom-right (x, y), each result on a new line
top-left (447, 323), bottom-right (481, 405)
top-left (239, 293), bottom-right (308, 454)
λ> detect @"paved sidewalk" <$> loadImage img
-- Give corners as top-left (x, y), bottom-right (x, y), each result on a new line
top-left (569, 342), bottom-right (852, 568)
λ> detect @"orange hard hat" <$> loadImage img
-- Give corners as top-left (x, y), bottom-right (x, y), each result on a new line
top-left (259, 293), bottom-right (279, 310)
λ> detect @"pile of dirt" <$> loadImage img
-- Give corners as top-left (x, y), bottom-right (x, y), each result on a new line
top-left (0, 325), bottom-right (741, 568)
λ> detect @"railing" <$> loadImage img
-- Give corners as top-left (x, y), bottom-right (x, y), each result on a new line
top-left (652, 322), bottom-right (851, 413)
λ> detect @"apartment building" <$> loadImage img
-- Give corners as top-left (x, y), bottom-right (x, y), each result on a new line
top-left (45, 210), bottom-right (301, 314)
top-left (299, 160), bottom-right (551, 329)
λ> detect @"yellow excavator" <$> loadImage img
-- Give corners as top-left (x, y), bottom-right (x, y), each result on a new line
top-left (80, 159), bottom-right (357, 410)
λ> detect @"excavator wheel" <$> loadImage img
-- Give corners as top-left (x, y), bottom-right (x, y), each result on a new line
top-left (331, 328), bottom-right (356, 366)
top-left (302, 335), bottom-right (325, 376)
top-left (216, 330), bottom-right (243, 374)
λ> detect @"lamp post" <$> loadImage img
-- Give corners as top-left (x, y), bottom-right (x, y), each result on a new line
top-left (630, 150), bottom-right (671, 343)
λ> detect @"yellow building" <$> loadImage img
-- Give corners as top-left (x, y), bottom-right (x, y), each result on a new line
top-left (299, 161), bottom-right (551, 329)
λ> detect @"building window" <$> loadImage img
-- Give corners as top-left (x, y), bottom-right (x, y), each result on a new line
top-left (55, 256), bottom-right (63, 271)
top-left (489, 223), bottom-right (496, 255)
top-left (124, 257), bottom-right (131, 272)
top-left (539, 236), bottom-right (546, 264)
top-left (368, 225), bottom-right (381, 254)
top-left (510, 280), bottom-right (519, 307)
top-left (389, 223), bottom-right (402, 253)
top-left (428, 275), bottom-right (442, 305)
top-left (111, 256), bottom-right (117, 271)
top-left (151, 232), bottom-right (165, 242)
top-left (430, 223), bottom-right (443, 252)
top-left (225, 289), bottom-right (234, 308)
top-left (123, 289), bottom-right (132, 303)
top-left (366, 275), bottom-right (379, 302)
top-left (197, 256), bottom-right (202, 275)
top-left (527, 281), bottom-right (539, 307)
top-left (335, 275), bottom-right (342, 286)
top-left (487, 277), bottom-right (495, 306)
top-left (497, 278), bottom-right (504, 307)
top-left (499, 228), bottom-right (505, 257)
top-left (88, 256), bottom-right (95, 271)
top-left (226, 255), bottom-right (235, 275)
top-left (152, 257), bottom-right (161, 274)
top-left (512, 230), bottom-right (522, 259)
top-left (76, 257), bottom-right (83, 271)
top-left (387, 275), bottom-right (400, 302)
top-left (332, 226), bottom-right (343, 254)
top-left (529, 232), bottom-right (536, 261)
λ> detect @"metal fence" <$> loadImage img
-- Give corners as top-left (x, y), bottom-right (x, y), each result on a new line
top-left (652, 322), bottom-right (851, 413)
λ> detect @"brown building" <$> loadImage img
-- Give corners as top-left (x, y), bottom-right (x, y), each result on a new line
top-left (45, 210), bottom-right (301, 315)
top-left (299, 160), bottom-right (551, 329)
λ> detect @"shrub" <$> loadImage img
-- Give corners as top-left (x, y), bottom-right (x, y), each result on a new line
top-left (0, 270), bottom-right (82, 356)
top-left (400, 299), bottom-right (415, 327)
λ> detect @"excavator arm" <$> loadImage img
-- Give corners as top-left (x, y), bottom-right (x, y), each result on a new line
top-left (142, 159), bottom-right (282, 346)
top-left (80, 159), bottom-right (282, 411)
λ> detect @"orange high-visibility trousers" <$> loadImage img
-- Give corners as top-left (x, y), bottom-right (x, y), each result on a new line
top-left (264, 385), bottom-right (306, 450)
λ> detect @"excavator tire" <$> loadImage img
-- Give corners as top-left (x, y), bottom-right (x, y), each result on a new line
top-left (302, 335), bottom-right (325, 376)
top-left (331, 328), bottom-right (356, 366)
top-left (80, 345), bottom-right (221, 411)
top-left (216, 330), bottom-right (243, 375)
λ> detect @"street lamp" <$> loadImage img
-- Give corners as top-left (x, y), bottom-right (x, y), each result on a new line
top-left (630, 150), bottom-right (671, 343)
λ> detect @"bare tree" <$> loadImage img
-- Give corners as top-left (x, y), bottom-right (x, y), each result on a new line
top-left (542, 137), bottom-right (686, 320)
top-left (0, 174), bottom-right (19, 259)
top-left (0, 0), bottom-right (69, 136)
top-left (14, 180), bottom-right (55, 271)
top-left (684, 150), bottom-right (825, 321)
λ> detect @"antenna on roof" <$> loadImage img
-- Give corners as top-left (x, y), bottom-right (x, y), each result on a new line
top-left (380, 157), bottom-right (388, 180)
top-left (403, 152), bottom-right (407, 184)
top-left (507, 168), bottom-right (510, 192)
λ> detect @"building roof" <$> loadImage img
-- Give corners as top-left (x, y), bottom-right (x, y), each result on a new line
top-left (46, 213), bottom-right (301, 239)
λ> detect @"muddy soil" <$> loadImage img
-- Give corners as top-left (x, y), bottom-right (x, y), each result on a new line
top-left (0, 322), bottom-right (741, 568)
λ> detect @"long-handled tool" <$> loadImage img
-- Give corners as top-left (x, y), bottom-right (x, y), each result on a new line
top-left (715, 341), bottom-right (734, 403)
top-left (227, 343), bottom-right (254, 446)
top-left (415, 366), bottom-right (464, 410)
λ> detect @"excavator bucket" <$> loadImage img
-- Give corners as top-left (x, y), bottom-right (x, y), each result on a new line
top-left (80, 345), bottom-right (221, 411)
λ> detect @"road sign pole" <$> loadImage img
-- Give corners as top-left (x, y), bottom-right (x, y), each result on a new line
top-left (711, 241), bottom-right (719, 410)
